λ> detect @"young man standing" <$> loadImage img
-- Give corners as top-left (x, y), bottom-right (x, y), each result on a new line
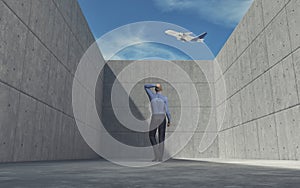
top-left (144, 84), bottom-right (171, 162)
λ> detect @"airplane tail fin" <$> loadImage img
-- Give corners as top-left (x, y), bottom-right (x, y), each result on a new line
top-left (198, 32), bottom-right (207, 39)
top-left (191, 32), bottom-right (207, 42)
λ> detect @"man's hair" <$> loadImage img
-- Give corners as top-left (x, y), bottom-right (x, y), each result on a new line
top-left (155, 85), bottom-right (162, 92)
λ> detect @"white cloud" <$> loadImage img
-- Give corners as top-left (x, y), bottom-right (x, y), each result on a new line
top-left (97, 25), bottom-right (146, 60)
top-left (153, 0), bottom-right (254, 27)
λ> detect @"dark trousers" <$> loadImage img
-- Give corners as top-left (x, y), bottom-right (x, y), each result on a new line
top-left (149, 114), bottom-right (166, 160)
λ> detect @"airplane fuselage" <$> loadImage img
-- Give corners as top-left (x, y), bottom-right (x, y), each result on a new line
top-left (165, 29), bottom-right (207, 43)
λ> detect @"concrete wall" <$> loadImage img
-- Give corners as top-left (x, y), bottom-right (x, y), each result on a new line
top-left (0, 0), bottom-right (100, 162)
top-left (215, 0), bottom-right (300, 160)
top-left (2, 0), bottom-right (299, 163)
top-left (103, 60), bottom-right (217, 159)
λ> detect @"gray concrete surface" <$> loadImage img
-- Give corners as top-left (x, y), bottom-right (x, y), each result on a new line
top-left (215, 0), bottom-right (300, 160)
top-left (1, 0), bottom-right (299, 165)
top-left (0, 159), bottom-right (300, 187)
top-left (179, 158), bottom-right (300, 170)
top-left (0, 0), bottom-right (100, 162)
top-left (102, 60), bottom-right (217, 159)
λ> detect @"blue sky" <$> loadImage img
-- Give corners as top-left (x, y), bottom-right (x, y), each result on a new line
top-left (111, 42), bottom-right (193, 60)
top-left (78, 0), bottom-right (253, 60)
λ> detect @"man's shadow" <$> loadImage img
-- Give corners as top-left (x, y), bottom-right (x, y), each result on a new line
top-left (96, 63), bottom-right (174, 161)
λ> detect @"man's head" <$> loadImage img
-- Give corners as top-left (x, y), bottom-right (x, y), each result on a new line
top-left (155, 84), bottom-right (162, 92)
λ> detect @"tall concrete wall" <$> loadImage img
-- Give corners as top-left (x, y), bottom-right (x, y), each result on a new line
top-left (0, 0), bottom-right (101, 162)
top-left (215, 0), bottom-right (300, 160)
top-left (103, 60), bottom-right (217, 160)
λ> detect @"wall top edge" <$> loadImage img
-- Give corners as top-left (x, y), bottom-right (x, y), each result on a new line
top-left (106, 60), bottom-right (214, 62)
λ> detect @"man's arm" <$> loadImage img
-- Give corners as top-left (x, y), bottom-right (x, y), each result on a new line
top-left (144, 84), bottom-right (156, 100)
top-left (164, 97), bottom-right (171, 124)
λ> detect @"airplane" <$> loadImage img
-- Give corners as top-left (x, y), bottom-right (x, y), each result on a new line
top-left (165, 30), bottom-right (207, 43)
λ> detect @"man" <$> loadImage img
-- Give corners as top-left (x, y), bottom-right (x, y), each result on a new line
top-left (144, 83), bottom-right (171, 162)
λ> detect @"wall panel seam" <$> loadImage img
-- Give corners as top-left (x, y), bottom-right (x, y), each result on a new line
top-left (218, 103), bottom-right (300, 133)
top-left (215, 46), bottom-right (300, 108)
top-left (215, 2), bottom-right (291, 83)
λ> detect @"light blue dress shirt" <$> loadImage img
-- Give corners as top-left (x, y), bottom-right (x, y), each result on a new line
top-left (144, 84), bottom-right (171, 123)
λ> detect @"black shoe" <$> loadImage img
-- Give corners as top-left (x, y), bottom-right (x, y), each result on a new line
top-left (152, 159), bottom-right (158, 162)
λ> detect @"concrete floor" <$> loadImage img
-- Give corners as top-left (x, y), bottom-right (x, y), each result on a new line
top-left (0, 159), bottom-right (300, 188)
top-left (179, 158), bottom-right (300, 170)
